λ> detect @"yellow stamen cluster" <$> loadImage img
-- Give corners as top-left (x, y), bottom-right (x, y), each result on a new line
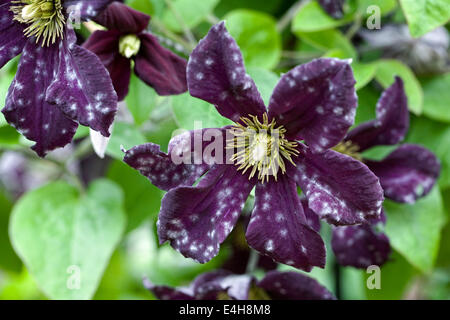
top-left (11, 0), bottom-right (65, 47)
top-left (119, 34), bottom-right (141, 58)
top-left (227, 113), bottom-right (299, 183)
top-left (333, 140), bottom-right (362, 161)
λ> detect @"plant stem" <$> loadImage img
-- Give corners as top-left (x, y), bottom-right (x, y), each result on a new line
top-left (246, 249), bottom-right (260, 274)
top-left (334, 260), bottom-right (342, 300)
top-left (164, 0), bottom-right (197, 47)
top-left (277, 0), bottom-right (310, 32)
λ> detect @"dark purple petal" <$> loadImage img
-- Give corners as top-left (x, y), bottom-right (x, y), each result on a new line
top-left (158, 165), bottom-right (256, 263)
top-left (292, 143), bottom-right (384, 225)
top-left (300, 197), bottom-right (321, 233)
top-left (187, 22), bottom-right (266, 123)
top-left (193, 271), bottom-right (254, 300)
top-left (83, 30), bottom-right (131, 101)
top-left (2, 42), bottom-right (78, 157)
top-left (124, 127), bottom-right (230, 190)
top-left (318, 0), bottom-right (345, 19)
top-left (144, 278), bottom-right (194, 300)
top-left (46, 30), bottom-right (117, 137)
top-left (365, 144), bottom-right (440, 203)
top-left (258, 271), bottom-right (335, 300)
top-left (346, 77), bottom-right (408, 152)
top-left (0, 5), bottom-right (26, 68)
top-left (123, 144), bottom-right (207, 192)
top-left (246, 175), bottom-right (326, 271)
top-left (134, 32), bottom-right (187, 96)
top-left (63, 0), bottom-right (115, 19)
top-left (332, 213), bottom-right (391, 268)
top-left (94, 1), bottom-right (150, 33)
top-left (268, 58), bottom-right (357, 152)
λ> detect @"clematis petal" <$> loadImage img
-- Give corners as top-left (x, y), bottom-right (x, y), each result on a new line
top-left (94, 1), bottom-right (150, 33)
top-left (332, 212), bottom-right (391, 268)
top-left (365, 144), bottom-right (440, 203)
top-left (63, 0), bottom-right (115, 19)
top-left (123, 143), bottom-right (207, 192)
top-left (124, 127), bottom-right (229, 191)
top-left (292, 143), bottom-right (384, 225)
top-left (258, 271), bottom-right (335, 300)
top-left (268, 58), bottom-right (357, 152)
top-left (318, 0), bottom-right (345, 19)
top-left (0, 5), bottom-right (26, 68)
top-left (187, 22), bottom-right (266, 123)
top-left (134, 33), bottom-right (187, 96)
top-left (346, 77), bottom-right (408, 152)
top-left (300, 197), bottom-right (322, 233)
top-left (246, 175), bottom-right (326, 271)
top-left (158, 165), bottom-right (256, 263)
top-left (193, 271), bottom-right (254, 300)
top-left (2, 42), bottom-right (78, 157)
top-left (46, 30), bottom-right (117, 137)
top-left (83, 30), bottom-right (131, 101)
top-left (144, 278), bottom-right (195, 300)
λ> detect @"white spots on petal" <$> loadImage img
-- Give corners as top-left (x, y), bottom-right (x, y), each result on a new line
top-left (265, 239), bottom-right (274, 252)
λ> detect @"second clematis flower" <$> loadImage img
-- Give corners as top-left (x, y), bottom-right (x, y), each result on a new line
top-left (83, 1), bottom-right (187, 101)
top-left (145, 270), bottom-right (335, 300)
top-left (1, 0), bottom-right (118, 156)
top-left (123, 22), bottom-right (384, 271)
top-left (322, 78), bottom-right (441, 268)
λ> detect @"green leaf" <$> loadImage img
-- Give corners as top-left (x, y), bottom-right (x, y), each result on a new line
top-left (106, 122), bottom-right (147, 160)
top-left (171, 93), bottom-right (232, 130)
top-left (107, 161), bottom-right (162, 232)
top-left (9, 180), bottom-right (126, 299)
top-left (162, 0), bottom-right (219, 32)
top-left (406, 116), bottom-right (450, 189)
top-left (352, 62), bottom-right (377, 91)
top-left (126, 0), bottom-right (155, 16)
top-left (246, 67), bottom-right (279, 106)
top-left (0, 125), bottom-right (20, 146)
top-left (384, 187), bottom-right (446, 273)
top-left (125, 74), bottom-right (157, 125)
top-left (0, 192), bottom-right (21, 272)
top-left (358, 0), bottom-right (397, 17)
top-left (296, 29), bottom-right (357, 59)
top-left (292, 1), bottom-right (354, 32)
top-left (224, 9), bottom-right (281, 69)
top-left (421, 73), bottom-right (450, 123)
top-left (399, 0), bottom-right (450, 38)
top-left (365, 251), bottom-right (417, 300)
top-left (375, 59), bottom-right (423, 115)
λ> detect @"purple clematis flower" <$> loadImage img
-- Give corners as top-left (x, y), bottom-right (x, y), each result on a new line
top-left (318, 0), bottom-right (345, 19)
top-left (1, 0), bottom-right (118, 157)
top-left (145, 270), bottom-right (335, 300)
top-left (123, 22), bottom-right (384, 271)
top-left (315, 78), bottom-right (441, 268)
top-left (83, 1), bottom-right (187, 101)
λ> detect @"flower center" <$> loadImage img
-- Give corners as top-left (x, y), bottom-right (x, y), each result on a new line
top-left (227, 113), bottom-right (299, 183)
top-left (10, 0), bottom-right (65, 47)
top-left (333, 140), bottom-right (362, 161)
top-left (119, 34), bottom-right (141, 58)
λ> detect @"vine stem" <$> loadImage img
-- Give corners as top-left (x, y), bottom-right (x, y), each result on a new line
top-left (277, 0), bottom-right (311, 33)
top-left (246, 249), bottom-right (260, 274)
top-left (164, 0), bottom-right (197, 48)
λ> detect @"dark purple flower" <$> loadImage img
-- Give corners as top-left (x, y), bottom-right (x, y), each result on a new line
top-left (123, 22), bottom-right (384, 271)
top-left (83, 1), bottom-right (187, 101)
top-left (145, 270), bottom-right (335, 300)
top-left (324, 78), bottom-right (440, 268)
top-left (318, 0), bottom-right (345, 19)
top-left (1, 0), bottom-right (118, 157)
